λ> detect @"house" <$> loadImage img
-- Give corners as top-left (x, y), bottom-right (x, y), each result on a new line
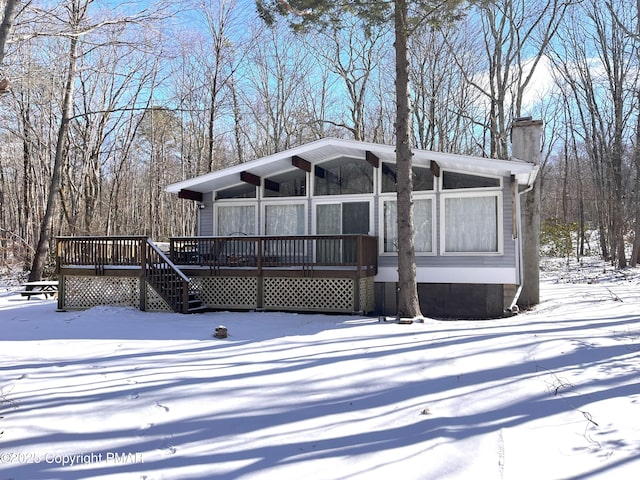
top-left (161, 137), bottom-right (539, 318)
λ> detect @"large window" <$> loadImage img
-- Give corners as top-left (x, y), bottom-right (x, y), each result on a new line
top-left (264, 169), bottom-right (306, 197)
top-left (264, 203), bottom-right (305, 235)
top-left (381, 163), bottom-right (434, 192)
top-left (216, 204), bottom-right (256, 235)
top-left (316, 201), bottom-right (370, 235)
top-left (383, 197), bottom-right (433, 253)
top-left (315, 201), bottom-right (370, 263)
top-left (442, 194), bottom-right (501, 254)
top-left (215, 183), bottom-right (256, 200)
top-left (314, 157), bottom-right (373, 195)
top-left (442, 171), bottom-right (501, 190)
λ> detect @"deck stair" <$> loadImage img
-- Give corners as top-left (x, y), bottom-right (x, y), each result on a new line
top-left (144, 240), bottom-right (206, 313)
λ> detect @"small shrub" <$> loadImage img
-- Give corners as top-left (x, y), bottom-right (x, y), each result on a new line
top-left (541, 218), bottom-right (577, 258)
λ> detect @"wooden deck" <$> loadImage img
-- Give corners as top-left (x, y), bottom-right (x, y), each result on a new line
top-left (56, 235), bottom-right (378, 314)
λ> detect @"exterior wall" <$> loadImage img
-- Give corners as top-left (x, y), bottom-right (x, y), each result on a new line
top-left (375, 281), bottom-right (506, 319)
top-left (374, 180), bottom-right (517, 318)
top-left (205, 167), bottom-right (520, 318)
top-left (199, 192), bottom-right (214, 235)
top-left (208, 176), bottom-right (516, 276)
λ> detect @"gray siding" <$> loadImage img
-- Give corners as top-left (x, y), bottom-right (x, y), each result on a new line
top-left (199, 192), bottom-right (214, 236)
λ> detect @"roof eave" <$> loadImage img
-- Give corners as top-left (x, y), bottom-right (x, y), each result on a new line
top-left (166, 139), bottom-right (539, 194)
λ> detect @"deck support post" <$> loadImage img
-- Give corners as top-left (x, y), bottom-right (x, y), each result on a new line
top-left (139, 238), bottom-right (147, 311)
top-left (56, 275), bottom-right (65, 311)
top-left (256, 238), bottom-right (264, 310)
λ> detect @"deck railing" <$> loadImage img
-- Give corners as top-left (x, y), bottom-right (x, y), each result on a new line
top-left (169, 235), bottom-right (378, 274)
top-left (57, 236), bottom-right (147, 272)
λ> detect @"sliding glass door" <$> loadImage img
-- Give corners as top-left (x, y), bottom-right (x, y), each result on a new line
top-left (315, 201), bottom-right (370, 263)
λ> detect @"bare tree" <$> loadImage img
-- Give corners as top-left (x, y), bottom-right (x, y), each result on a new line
top-left (241, 23), bottom-right (316, 157)
top-left (29, 0), bottom-right (86, 282)
top-left (549, 0), bottom-right (638, 268)
top-left (448, 0), bottom-right (571, 159)
top-left (0, 0), bottom-right (24, 66)
top-left (409, 23), bottom-right (479, 152)
top-left (305, 17), bottom-right (389, 141)
top-left (28, 0), bottom-right (170, 280)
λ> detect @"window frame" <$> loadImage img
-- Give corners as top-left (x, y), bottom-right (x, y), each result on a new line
top-left (439, 168), bottom-right (503, 192)
top-left (214, 200), bottom-right (258, 236)
top-left (311, 196), bottom-right (374, 236)
top-left (261, 200), bottom-right (308, 236)
top-left (379, 193), bottom-right (436, 256)
top-left (439, 190), bottom-right (504, 256)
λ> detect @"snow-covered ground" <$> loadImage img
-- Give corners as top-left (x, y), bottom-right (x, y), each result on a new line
top-left (1, 257), bottom-right (639, 479)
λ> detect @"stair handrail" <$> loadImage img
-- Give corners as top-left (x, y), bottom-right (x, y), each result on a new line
top-left (144, 238), bottom-right (191, 313)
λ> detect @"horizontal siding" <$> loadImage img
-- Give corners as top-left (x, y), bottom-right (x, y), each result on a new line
top-left (199, 192), bottom-right (214, 236)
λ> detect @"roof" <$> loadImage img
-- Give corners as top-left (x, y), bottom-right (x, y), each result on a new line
top-left (166, 137), bottom-right (539, 194)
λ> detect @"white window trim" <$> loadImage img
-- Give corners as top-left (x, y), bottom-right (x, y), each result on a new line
top-left (439, 168), bottom-right (503, 192)
top-left (440, 190), bottom-right (504, 256)
top-left (261, 200), bottom-right (308, 236)
top-left (311, 196), bottom-right (374, 235)
top-left (214, 200), bottom-right (259, 236)
top-left (378, 193), bottom-right (436, 256)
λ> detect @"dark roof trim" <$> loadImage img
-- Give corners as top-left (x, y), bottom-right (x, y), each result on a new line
top-left (292, 155), bottom-right (311, 172)
top-left (430, 160), bottom-right (441, 177)
top-left (240, 171), bottom-right (261, 187)
top-left (366, 151), bottom-right (380, 168)
top-left (178, 189), bottom-right (203, 202)
top-left (264, 178), bottom-right (280, 192)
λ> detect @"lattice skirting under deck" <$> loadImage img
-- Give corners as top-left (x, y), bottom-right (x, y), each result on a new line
top-left (60, 275), bottom-right (172, 312)
top-left (191, 276), bottom-right (258, 309)
top-left (264, 276), bottom-right (354, 313)
top-left (59, 273), bottom-right (374, 314)
top-left (145, 283), bottom-right (173, 312)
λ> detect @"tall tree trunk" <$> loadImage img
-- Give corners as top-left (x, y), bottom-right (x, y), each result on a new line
top-left (394, 0), bottom-right (422, 318)
top-left (230, 75), bottom-right (244, 163)
top-left (29, 34), bottom-right (78, 281)
top-left (0, 0), bottom-right (20, 66)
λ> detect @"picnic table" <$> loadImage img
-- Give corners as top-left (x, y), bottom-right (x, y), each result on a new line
top-left (19, 280), bottom-right (59, 299)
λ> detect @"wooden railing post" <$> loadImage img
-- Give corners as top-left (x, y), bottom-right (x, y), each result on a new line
top-left (139, 238), bottom-right (147, 311)
top-left (182, 280), bottom-right (189, 314)
top-left (357, 235), bottom-right (363, 274)
top-left (256, 237), bottom-right (264, 309)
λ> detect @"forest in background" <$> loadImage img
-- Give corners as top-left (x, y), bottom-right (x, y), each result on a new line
top-left (0, 0), bottom-right (639, 275)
